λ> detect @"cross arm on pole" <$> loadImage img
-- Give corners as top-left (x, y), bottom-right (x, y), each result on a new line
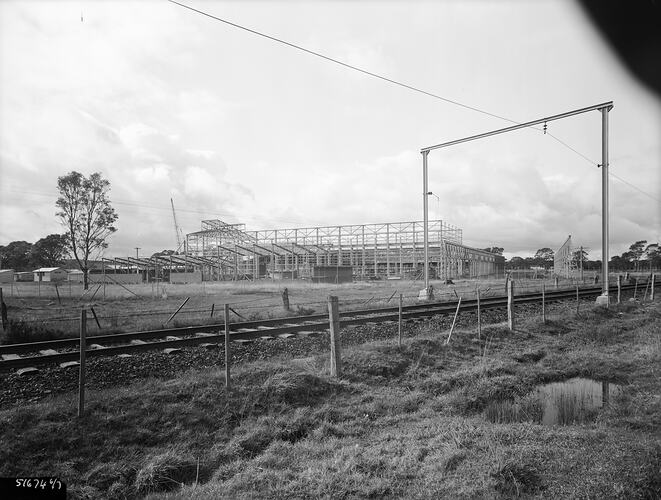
top-left (421, 101), bottom-right (613, 153)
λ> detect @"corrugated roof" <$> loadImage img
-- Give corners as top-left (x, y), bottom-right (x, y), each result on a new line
top-left (0, 269), bottom-right (14, 273)
top-left (33, 267), bottom-right (64, 272)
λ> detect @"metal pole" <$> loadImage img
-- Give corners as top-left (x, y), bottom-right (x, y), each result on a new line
top-left (600, 107), bottom-right (610, 298)
top-left (422, 150), bottom-right (429, 292)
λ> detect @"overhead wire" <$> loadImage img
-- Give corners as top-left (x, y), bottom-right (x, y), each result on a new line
top-left (167, 0), bottom-right (658, 204)
top-left (0, 186), bottom-right (319, 227)
top-left (166, 0), bottom-right (518, 125)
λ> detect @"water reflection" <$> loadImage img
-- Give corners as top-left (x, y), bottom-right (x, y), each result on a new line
top-left (484, 378), bottom-right (622, 426)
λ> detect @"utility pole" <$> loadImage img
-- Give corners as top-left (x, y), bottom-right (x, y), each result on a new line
top-left (420, 101), bottom-right (613, 305)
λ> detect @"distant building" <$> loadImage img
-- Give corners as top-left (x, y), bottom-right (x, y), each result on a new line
top-left (33, 267), bottom-right (68, 282)
top-left (15, 271), bottom-right (33, 282)
top-left (66, 269), bottom-right (84, 283)
top-left (0, 269), bottom-right (14, 283)
top-left (311, 266), bottom-right (353, 284)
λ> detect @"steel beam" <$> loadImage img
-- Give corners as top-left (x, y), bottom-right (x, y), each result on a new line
top-left (421, 101), bottom-right (613, 153)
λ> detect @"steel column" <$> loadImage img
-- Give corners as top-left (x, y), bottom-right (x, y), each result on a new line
top-left (423, 150), bottom-right (429, 289)
top-left (601, 107), bottom-right (610, 296)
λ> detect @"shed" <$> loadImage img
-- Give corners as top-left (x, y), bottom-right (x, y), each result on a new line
top-left (66, 269), bottom-right (84, 283)
top-left (0, 269), bottom-right (14, 283)
top-left (15, 271), bottom-right (33, 282)
top-left (33, 267), bottom-right (68, 282)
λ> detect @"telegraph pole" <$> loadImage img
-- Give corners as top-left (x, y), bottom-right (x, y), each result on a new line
top-left (135, 247), bottom-right (140, 275)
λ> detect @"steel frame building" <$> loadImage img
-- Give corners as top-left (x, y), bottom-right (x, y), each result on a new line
top-left (183, 219), bottom-right (503, 281)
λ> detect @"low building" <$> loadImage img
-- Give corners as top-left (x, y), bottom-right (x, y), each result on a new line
top-left (66, 269), bottom-right (84, 283)
top-left (0, 269), bottom-right (14, 283)
top-left (33, 267), bottom-right (68, 282)
top-left (15, 271), bottom-right (33, 282)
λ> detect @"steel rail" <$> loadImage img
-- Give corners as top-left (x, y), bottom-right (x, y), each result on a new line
top-left (0, 282), bottom-right (643, 370)
top-left (0, 283), bottom-right (618, 355)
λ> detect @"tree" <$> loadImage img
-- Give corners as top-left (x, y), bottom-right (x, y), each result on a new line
top-left (482, 247), bottom-right (504, 255)
top-left (56, 172), bottom-right (118, 289)
top-left (628, 240), bottom-right (647, 271)
top-left (0, 241), bottom-right (33, 271)
top-left (571, 248), bottom-right (588, 268)
top-left (152, 249), bottom-right (176, 258)
top-left (508, 256), bottom-right (526, 269)
top-left (30, 234), bottom-right (70, 268)
top-left (644, 243), bottom-right (660, 270)
top-left (609, 254), bottom-right (628, 271)
top-left (533, 248), bottom-right (554, 268)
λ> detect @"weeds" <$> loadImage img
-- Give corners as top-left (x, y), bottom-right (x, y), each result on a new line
top-left (492, 460), bottom-right (544, 496)
top-left (1, 300), bottom-right (659, 499)
top-left (0, 319), bottom-right (67, 344)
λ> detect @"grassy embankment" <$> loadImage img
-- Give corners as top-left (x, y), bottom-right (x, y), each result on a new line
top-left (0, 299), bottom-right (659, 498)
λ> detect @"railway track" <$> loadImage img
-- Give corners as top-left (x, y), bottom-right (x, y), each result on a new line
top-left (0, 282), bottom-right (643, 372)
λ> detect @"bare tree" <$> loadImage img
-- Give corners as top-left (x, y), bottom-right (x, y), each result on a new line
top-left (56, 172), bottom-right (118, 289)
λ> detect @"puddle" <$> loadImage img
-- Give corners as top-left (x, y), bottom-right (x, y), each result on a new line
top-left (484, 378), bottom-right (623, 426)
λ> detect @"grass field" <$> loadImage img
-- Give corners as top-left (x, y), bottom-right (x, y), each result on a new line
top-left (2, 273), bottom-right (646, 343)
top-left (0, 298), bottom-right (659, 498)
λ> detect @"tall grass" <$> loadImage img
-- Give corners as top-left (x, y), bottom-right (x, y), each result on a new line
top-left (0, 300), bottom-right (659, 498)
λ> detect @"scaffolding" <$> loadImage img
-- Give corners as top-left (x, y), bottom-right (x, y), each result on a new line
top-left (553, 235), bottom-right (576, 278)
top-left (185, 219), bottom-right (503, 281)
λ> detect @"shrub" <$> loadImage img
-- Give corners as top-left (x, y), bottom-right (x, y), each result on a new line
top-left (1, 319), bottom-right (67, 344)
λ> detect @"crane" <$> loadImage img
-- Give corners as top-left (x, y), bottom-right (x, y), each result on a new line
top-left (170, 198), bottom-right (185, 253)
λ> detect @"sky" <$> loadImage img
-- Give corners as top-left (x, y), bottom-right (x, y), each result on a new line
top-left (1, 0), bottom-right (659, 261)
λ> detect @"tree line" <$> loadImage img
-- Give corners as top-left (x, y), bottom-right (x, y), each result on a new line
top-left (0, 235), bottom-right (70, 271)
top-left (484, 240), bottom-right (661, 272)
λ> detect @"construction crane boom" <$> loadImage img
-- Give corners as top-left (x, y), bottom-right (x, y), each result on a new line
top-left (170, 198), bottom-right (184, 253)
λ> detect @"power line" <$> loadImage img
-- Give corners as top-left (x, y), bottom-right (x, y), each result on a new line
top-left (609, 171), bottom-right (661, 203)
top-left (1, 187), bottom-right (317, 227)
top-left (167, 0), bottom-right (657, 203)
top-left (166, 0), bottom-right (517, 125)
top-left (546, 133), bottom-right (598, 165)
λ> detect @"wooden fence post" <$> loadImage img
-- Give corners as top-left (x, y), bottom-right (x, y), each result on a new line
top-left (446, 296), bottom-right (462, 345)
top-left (90, 307), bottom-right (101, 330)
top-left (634, 279), bottom-right (638, 300)
top-left (576, 285), bottom-right (580, 314)
top-left (541, 283), bottom-right (546, 324)
top-left (328, 296), bottom-right (341, 377)
top-left (0, 288), bottom-right (7, 332)
top-left (643, 277), bottom-right (650, 302)
top-left (282, 287), bottom-right (290, 310)
top-left (617, 275), bottom-right (622, 304)
top-left (224, 304), bottom-right (231, 390)
top-left (476, 288), bottom-right (482, 340)
top-left (507, 280), bottom-right (515, 331)
top-left (554, 276), bottom-right (558, 290)
top-left (78, 309), bottom-right (87, 418)
top-left (651, 274), bottom-right (656, 301)
top-left (398, 293), bottom-right (403, 347)
top-left (210, 303), bottom-right (215, 318)
top-left (165, 297), bottom-right (190, 325)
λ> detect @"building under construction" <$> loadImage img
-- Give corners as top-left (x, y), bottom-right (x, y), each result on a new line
top-left (179, 219), bottom-right (504, 282)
